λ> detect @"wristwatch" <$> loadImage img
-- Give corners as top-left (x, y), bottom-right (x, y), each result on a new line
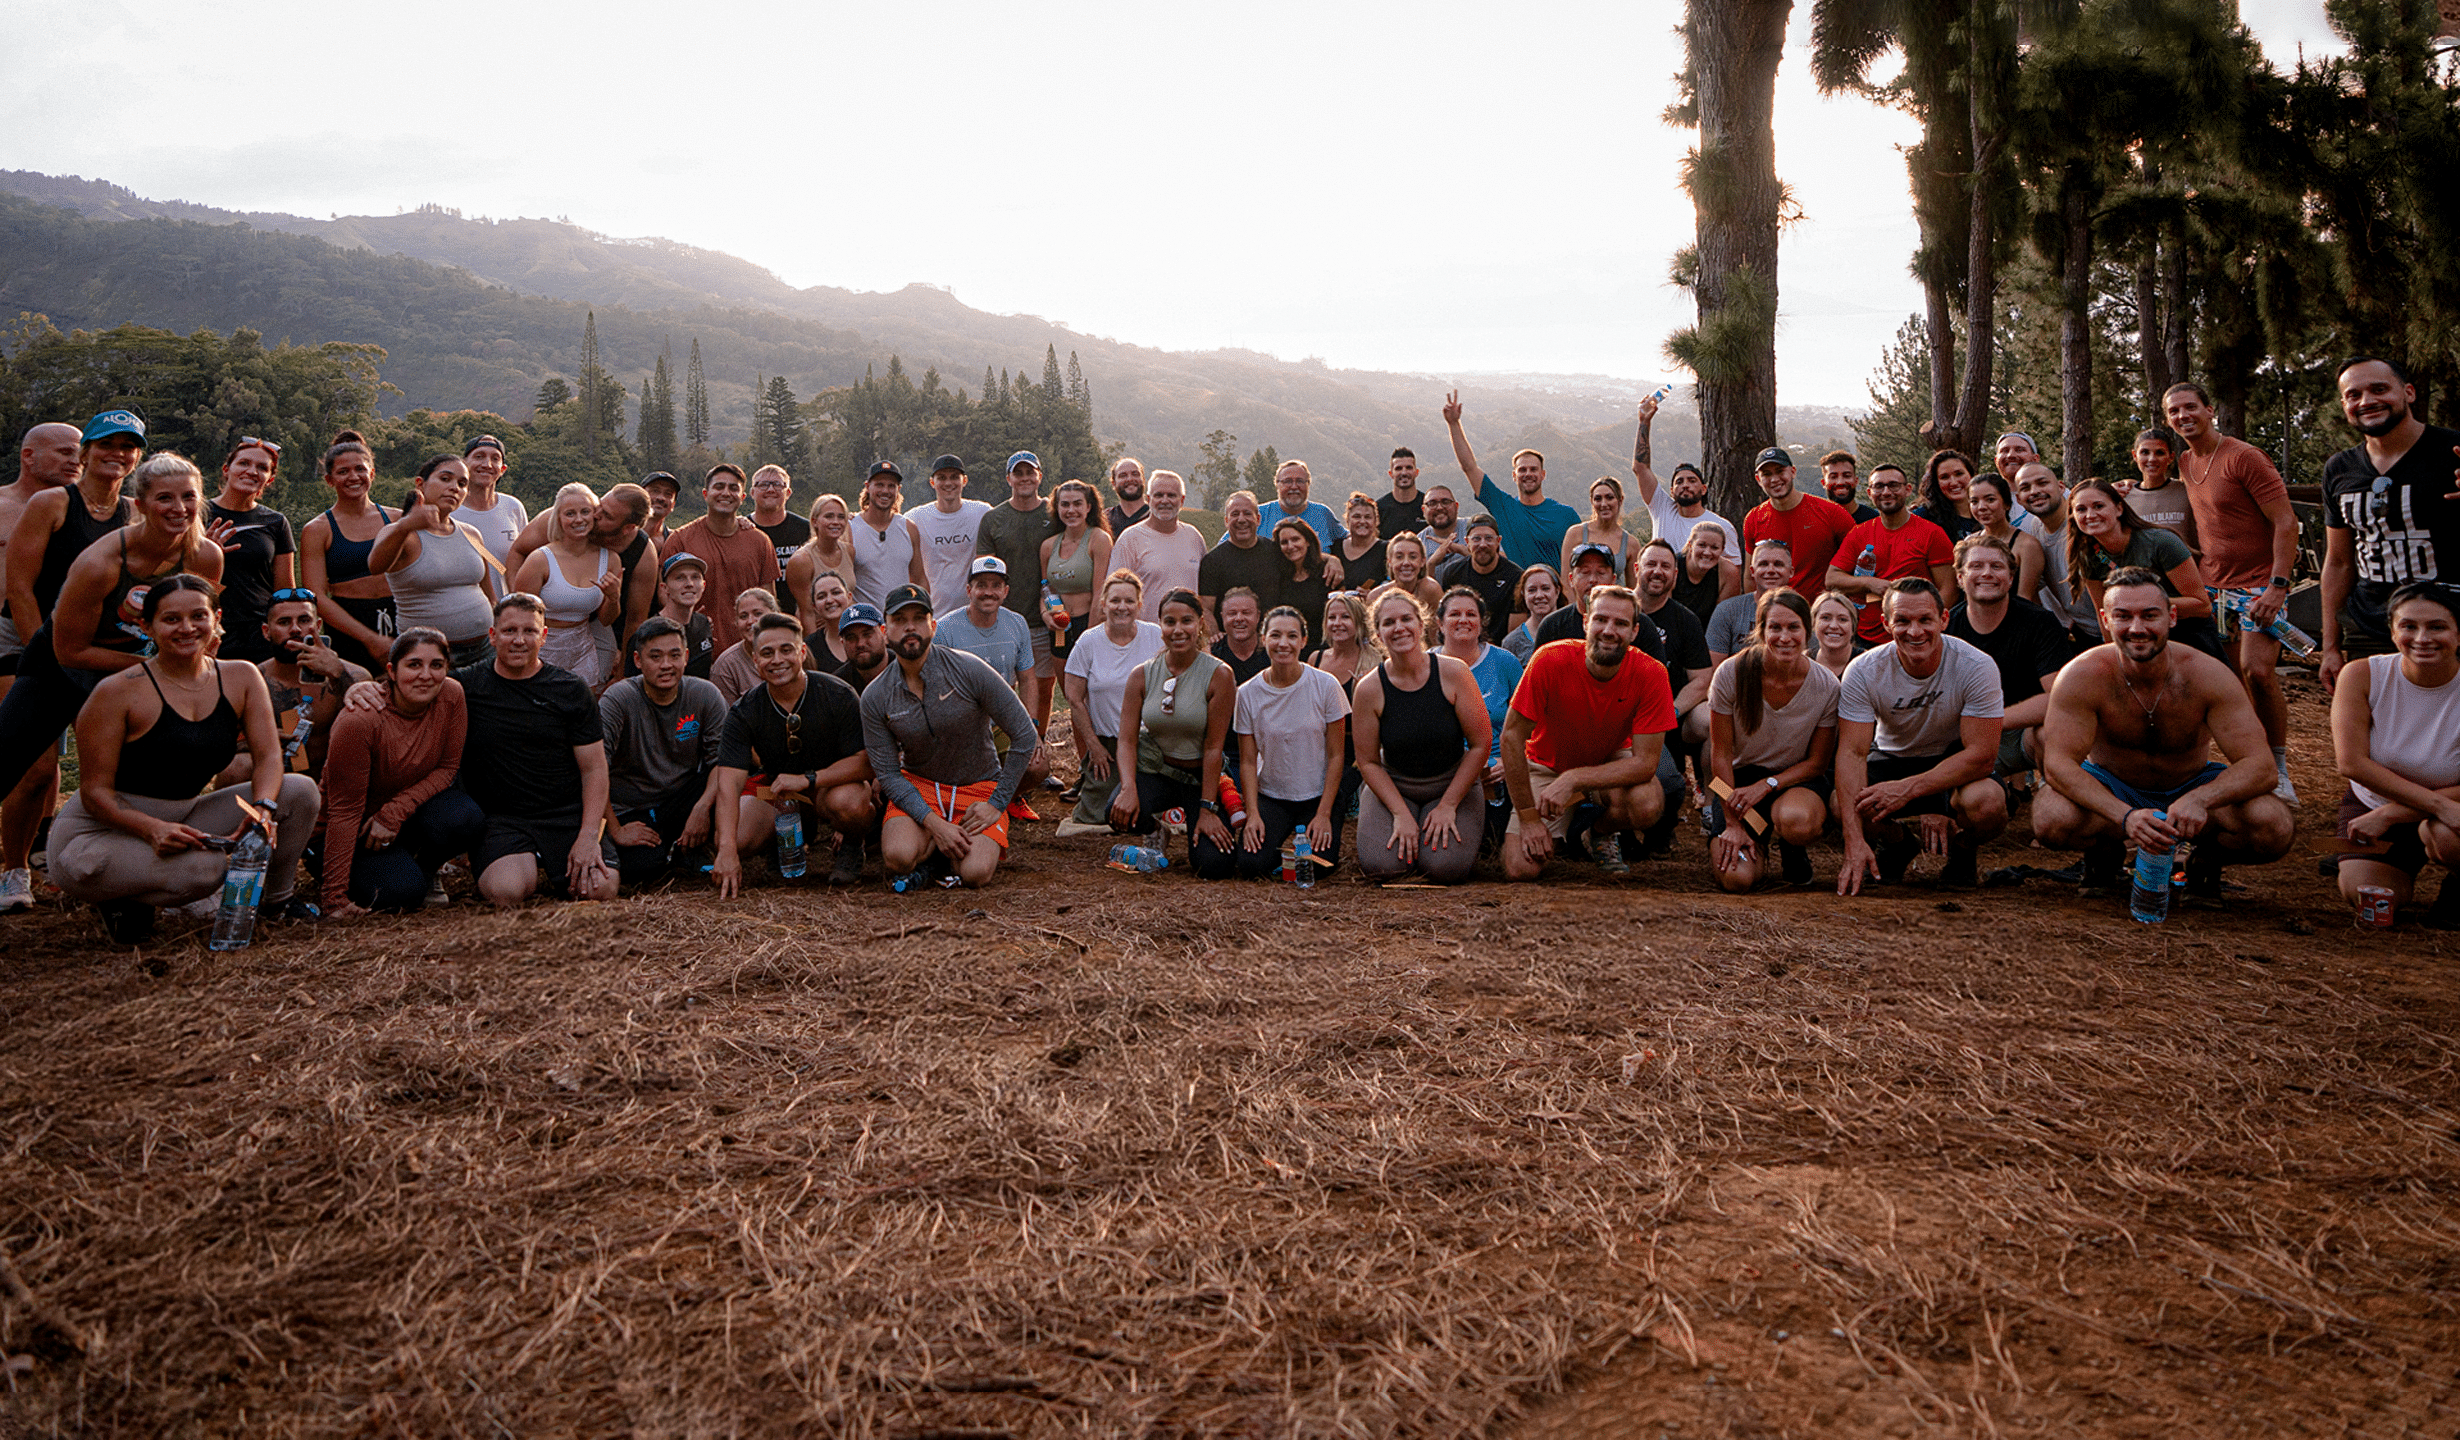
top-left (2267, 576), bottom-right (2291, 590)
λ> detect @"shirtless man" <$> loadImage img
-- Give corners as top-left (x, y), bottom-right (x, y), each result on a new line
top-left (2033, 567), bottom-right (2295, 901)
top-left (0, 422), bottom-right (84, 909)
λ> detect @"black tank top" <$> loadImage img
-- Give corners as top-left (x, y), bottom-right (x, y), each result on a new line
top-left (119, 663), bottom-right (241, 800)
top-left (94, 532), bottom-right (190, 654)
top-left (1376, 660), bottom-right (1466, 780)
top-left (33, 490), bottom-right (131, 616)
top-left (321, 504), bottom-right (393, 584)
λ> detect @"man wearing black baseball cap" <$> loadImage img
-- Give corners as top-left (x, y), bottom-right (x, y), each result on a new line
top-left (859, 582), bottom-right (1042, 888)
top-left (908, 454), bottom-right (989, 615)
top-left (1741, 446), bottom-right (1857, 594)
top-left (453, 434), bottom-right (528, 566)
top-left (639, 471), bottom-right (681, 552)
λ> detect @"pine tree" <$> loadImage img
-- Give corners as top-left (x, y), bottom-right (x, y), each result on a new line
top-left (646, 347), bottom-right (678, 471)
top-left (1242, 445), bottom-right (1282, 495)
top-left (1041, 345), bottom-right (1065, 404)
top-left (1065, 351), bottom-right (1088, 415)
top-left (757, 375), bottom-right (805, 470)
top-left (636, 376), bottom-right (654, 451)
top-left (684, 338), bottom-right (710, 447)
top-left (578, 311), bottom-right (602, 459)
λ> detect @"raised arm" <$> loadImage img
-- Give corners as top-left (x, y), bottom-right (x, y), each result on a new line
top-left (1629, 394), bottom-right (1664, 505)
top-left (365, 496), bottom-right (437, 576)
top-left (1443, 390), bottom-right (1481, 486)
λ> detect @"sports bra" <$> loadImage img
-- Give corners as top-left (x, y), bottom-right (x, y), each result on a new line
top-left (35, 492), bottom-right (132, 617)
top-left (1375, 660), bottom-right (1465, 779)
top-left (1046, 530), bottom-right (1098, 595)
top-left (321, 504), bottom-right (395, 584)
top-left (119, 662), bottom-right (240, 800)
top-left (539, 544), bottom-right (613, 627)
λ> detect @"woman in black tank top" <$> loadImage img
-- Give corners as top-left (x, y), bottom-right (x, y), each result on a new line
top-left (1350, 589), bottom-right (1493, 884)
top-left (45, 573), bottom-right (321, 944)
top-left (300, 431), bottom-right (397, 669)
top-left (0, 454), bottom-right (227, 805)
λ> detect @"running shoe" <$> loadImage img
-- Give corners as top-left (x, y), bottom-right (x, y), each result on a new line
top-left (2273, 770), bottom-right (2301, 806)
top-left (0, 867), bottom-right (31, 914)
top-left (1052, 817), bottom-right (1111, 839)
top-left (828, 839), bottom-right (864, 886)
top-left (1593, 833), bottom-right (1632, 875)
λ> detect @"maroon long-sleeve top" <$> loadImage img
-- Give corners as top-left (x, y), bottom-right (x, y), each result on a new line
top-left (320, 681), bottom-right (467, 912)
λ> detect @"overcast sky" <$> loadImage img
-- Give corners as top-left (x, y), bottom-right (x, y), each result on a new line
top-left (1, 0), bottom-right (2349, 407)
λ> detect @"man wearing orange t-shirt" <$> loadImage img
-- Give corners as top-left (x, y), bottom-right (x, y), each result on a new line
top-left (1498, 586), bottom-right (1676, 881)
top-left (1825, 464), bottom-right (1958, 644)
top-left (2166, 382), bottom-right (2303, 803)
top-left (1743, 447), bottom-right (1858, 595)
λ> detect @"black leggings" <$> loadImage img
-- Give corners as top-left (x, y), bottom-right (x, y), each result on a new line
top-left (1128, 768), bottom-right (1235, 879)
top-left (1234, 792), bottom-right (1340, 879)
top-left (342, 789), bottom-right (488, 912)
top-left (0, 628), bottom-right (109, 800)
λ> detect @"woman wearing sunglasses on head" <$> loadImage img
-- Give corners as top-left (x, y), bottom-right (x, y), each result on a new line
top-left (1108, 587), bottom-right (1237, 877)
top-left (204, 435), bottom-right (295, 663)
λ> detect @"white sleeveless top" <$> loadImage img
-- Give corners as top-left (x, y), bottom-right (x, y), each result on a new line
top-left (908, 499), bottom-right (990, 614)
top-left (540, 544), bottom-right (613, 627)
top-left (852, 512), bottom-right (917, 610)
top-left (2352, 654), bottom-right (2460, 809)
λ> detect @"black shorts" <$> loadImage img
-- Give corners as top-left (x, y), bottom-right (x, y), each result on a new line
top-left (477, 815), bottom-right (620, 895)
top-left (1049, 609), bottom-right (1090, 661)
top-left (2335, 786), bottom-right (2432, 875)
top-left (1863, 751), bottom-right (1985, 818)
top-left (1732, 764), bottom-right (1832, 826)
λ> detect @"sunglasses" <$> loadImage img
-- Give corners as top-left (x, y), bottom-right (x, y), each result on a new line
top-left (1159, 673), bottom-right (1180, 716)
top-left (269, 588), bottom-right (317, 603)
top-left (237, 436), bottom-right (283, 456)
top-left (2368, 475), bottom-right (2397, 522)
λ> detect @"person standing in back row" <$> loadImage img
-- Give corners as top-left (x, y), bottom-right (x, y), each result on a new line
top-left (2318, 356), bottom-right (2460, 693)
top-left (849, 461), bottom-right (926, 612)
top-left (1825, 463), bottom-right (1957, 647)
top-left (452, 434), bottom-right (529, 567)
top-left (910, 454), bottom-right (991, 615)
top-left (668, 464), bottom-right (779, 654)
top-left (2166, 380), bottom-right (2304, 804)
top-left (1629, 393), bottom-right (1742, 563)
top-left (1109, 471), bottom-right (1208, 621)
top-left (1444, 391), bottom-right (1581, 571)
top-left (975, 451), bottom-right (1066, 751)
top-left (1743, 447), bottom-right (1858, 597)
top-left (747, 465), bottom-right (811, 614)
top-left (1378, 448), bottom-right (1427, 540)
top-left (1104, 456), bottom-right (1150, 536)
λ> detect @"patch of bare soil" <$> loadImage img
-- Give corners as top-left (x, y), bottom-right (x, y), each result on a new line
top-left (1, 671), bottom-right (2454, 1437)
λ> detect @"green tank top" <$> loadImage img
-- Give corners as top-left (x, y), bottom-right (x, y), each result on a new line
top-left (1046, 529), bottom-right (1098, 595)
top-left (1135, 650), bottom-right (1225, 773)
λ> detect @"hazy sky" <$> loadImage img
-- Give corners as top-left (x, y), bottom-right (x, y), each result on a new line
top-left (1, 0), bottom-right (2348, 407)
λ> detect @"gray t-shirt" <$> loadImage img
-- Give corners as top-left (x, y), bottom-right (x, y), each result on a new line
top-left (1233, 666), bottom-right (1351, 801)
top-left (598, 675), bottom-right (727, 810)
top-left (1707, 592), bottom-right (1761, 657)
top-left (1837, 636), bottom-right (2004, 759)
top-left (859, 644), bottom-right (1040, 816)
top-left (1707, 657), bottom-right (1840, 771)
top-left (934, 604), bottom-right (1034, 685)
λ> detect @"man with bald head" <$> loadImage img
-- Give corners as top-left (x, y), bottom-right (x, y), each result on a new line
top-left (0, 423), bottom-right (84, 682)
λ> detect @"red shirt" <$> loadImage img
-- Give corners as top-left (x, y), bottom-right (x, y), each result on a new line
top-left (1835, 514), bottom-right (1955, 643)
top-left (1744, 493), bottom-right (1858, 594)
top-left (2181, 435), bottom-right (2289, 591)
top-left (1509, 638), bottom-right (1676, 772)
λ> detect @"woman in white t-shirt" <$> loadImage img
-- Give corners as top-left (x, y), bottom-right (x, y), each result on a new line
top-left (1234, 606), bottom-right (1352, 878)
top-left (1707, 588), bottom-right (1839, 891)
top-left (2330, 582), bottom-right (2460, 927)
top-left (1058, 570), bottom-right (1162, 836)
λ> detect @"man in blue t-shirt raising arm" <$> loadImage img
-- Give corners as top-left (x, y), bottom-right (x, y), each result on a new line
top-left (1443, 390), bottom-right (1582, 571)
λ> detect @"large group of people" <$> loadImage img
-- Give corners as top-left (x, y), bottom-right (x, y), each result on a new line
top-left (0, 357), bottom-right (2454, 941)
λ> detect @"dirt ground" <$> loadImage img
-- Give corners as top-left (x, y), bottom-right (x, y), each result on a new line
top-left (3, 669), bottom-right (2456, 1438)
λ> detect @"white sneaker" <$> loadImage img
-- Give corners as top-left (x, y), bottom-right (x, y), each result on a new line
top-left (1052, 817), bottom-right (1111, 839)
top-left (2273, 771), bottom-right (2301, 806)
top-left (0, 868), bottom-right (30, 913)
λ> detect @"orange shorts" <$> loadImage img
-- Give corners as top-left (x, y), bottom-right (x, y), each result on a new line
top-left (885, 773), bottom-right (1010, 848)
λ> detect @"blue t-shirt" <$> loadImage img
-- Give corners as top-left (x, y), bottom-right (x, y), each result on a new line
top-left (933, 605), bottom-right (1034, 684)
top-left (1255, 499), bottom-right (1342, 551)
top-left (1467, 643), bottom-right (1523, 765)
top-left (1473, 472), bottom-right (1584, 570)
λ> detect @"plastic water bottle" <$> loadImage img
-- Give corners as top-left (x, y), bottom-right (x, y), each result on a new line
top-left (1108, 843), bottom-right (1170, 872)
top-left (773, 808), bottom-right (806, 879)
top-left (2207, 588), bottom-right (2319, 659)
top-left (2128, 818), bottom-right (2172, 925)
top-left (1853, 545), bottom-right (1879, 578)
top-left (208, 827), bottom-right (272, 951)
top-left (1648, 382), bottom-right (1673, 404)
top-left (1293, 832), bottom-right (1316, 888)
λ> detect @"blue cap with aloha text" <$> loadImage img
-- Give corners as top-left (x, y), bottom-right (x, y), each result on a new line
top-left (837, 602), bottom-right (885, 633)
top-left (1006, 450), bottom-right (1041, 474)
top-left (83, 409), bottom-right (146, 444)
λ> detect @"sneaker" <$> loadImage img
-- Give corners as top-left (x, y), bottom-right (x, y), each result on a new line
top-left (99, 900), bottom-right (155, 946)
top-left (2273, 770), bottom-right (2301, 806)
top-left (0, 868), bottom-right (30, 914)
top-left (1876, 839), bottom-right (1919, 885)
top-left (1592, 832), bottom-right (1632, 876)
top-left (1007, 800), bottom-right (1042, 822)
top-left (828, 838), bottom-right (864, 886)
top-left (2078, 842), bottom-right (2123, 899)
top-left (1052, 817), bottom-right (1111, 839)
top-left (425, 875), bottom-right (451, 907)
top-left (270, 896), bottom-right (321, 925)
top-left (1043, 773), bottom-right (1067, 792)
top-left (1939, 844), bottom-right (1979, 890)
top-left (1779, 842), bottom-right (1812, 887)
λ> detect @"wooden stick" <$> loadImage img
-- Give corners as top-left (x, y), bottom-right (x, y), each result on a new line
top-left (1708, 778), bottom-right (1768, 835)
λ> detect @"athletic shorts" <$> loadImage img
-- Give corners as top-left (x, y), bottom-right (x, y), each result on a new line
top-left (1862, 751), bottom-right (1987, 818)
top-left (1029, 621), bottom-right (1056, 677)
top-left (2335, 785), bottom-right (2432, 876)
top-left (1731, 764), bottom-right (1832, 826)
top-left (2078, 758), bottom-right (2229, 815)
top-left (1994, 726), bottom-right (2033, 777)
top-left (886, 772), bottom-right (1010, 848)
top-left (1506, 752), bottom-right (1632, 840)
top-left (475, 815), bottom-right (619, 896)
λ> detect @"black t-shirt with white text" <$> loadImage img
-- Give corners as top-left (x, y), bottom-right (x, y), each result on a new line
top-left (2322, 423), bottom-right (2460, 639)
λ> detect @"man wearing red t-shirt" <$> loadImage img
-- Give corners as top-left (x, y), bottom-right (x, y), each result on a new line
top-left (1825, 463), bottom-right (1958, 644)
top-left (1499, 586), bottom-right (1676, 881)
top-left (2166, 382), bottom-right (2303, 803)
top-left (1743, 447), bottom-right (1858, 594)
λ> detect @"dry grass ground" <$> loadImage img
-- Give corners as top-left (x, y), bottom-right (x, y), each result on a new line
top-left (3, 671), bottom-right (2456, 1438)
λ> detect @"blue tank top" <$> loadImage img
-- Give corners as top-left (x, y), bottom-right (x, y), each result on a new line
top-left (321, 504), bottom-right (394, 584)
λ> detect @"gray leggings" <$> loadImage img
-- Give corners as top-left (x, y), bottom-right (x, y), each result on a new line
top-left (48, 775), bottom-right (321, 908)
top-left (1357, 771), bottom-right (1484, 884)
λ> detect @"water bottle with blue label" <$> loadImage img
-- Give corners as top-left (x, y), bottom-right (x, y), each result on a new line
top-left (1293, 832), bottom-right (1316, 889)
top-left (2128, 817), bottom-right (2172, 925)
top-left (208, 826), bottom-right (272, 951)
top-left (1108, 843), bottom-right (1169, 872)
top-left (773, 807), bottom-right (806, 879)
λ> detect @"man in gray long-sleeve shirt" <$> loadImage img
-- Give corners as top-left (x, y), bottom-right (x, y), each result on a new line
top-left (861, 584), bottom-right (1040, 887)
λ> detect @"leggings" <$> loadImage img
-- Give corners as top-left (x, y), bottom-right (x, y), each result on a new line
top-left (1358, 772), bottom-right (1484, 884)
top-left (1233, 792), bottom-right (1339, 879)
top-left (49, 775), bottom-right (321, 909)
top-left (0, 627), bottom-right (112, 800)
top-left (338, 788), bottom-right (487, 912)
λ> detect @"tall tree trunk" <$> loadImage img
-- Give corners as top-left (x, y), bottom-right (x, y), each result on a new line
top-left (1682, 0), bottom-right (1795, 519)
top-left (2160, 219), bottom-right (2189, 387)
top-left (2058, 172), bottom-right (2096, 481)
top-left (2135, 249), bottom-right (2171, 408)
top-left (1941, 8), bottom-right (2006, 460)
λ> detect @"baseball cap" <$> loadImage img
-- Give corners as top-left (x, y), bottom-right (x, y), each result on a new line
top-left (659, 552), bottom-right (707, 577)
top-left (641, 471), bottom-right (681, 493)
top-left (883, 583), bottom-right (933, 616)
top-left (462, 434), bottom-right (505, 457)
top-left (1995, 430), bottom-right (2039, 452)
top-left (1570, 542), bottom-right (1618, 569)
top-left (837, 602), bottom-right (884, 633)
top-left (1006, 450), bottom-right (1042, 474)
top-left (1752, 447), bottom-right (1791, 471)
top-left (867, 460), bottom-right (903, 482)
top-left (83, 409), bottom-right (146, 444)
top-left (930, 454), bottom-right (967, 475)
top-left (968, 555), bottom-right (1009, 579)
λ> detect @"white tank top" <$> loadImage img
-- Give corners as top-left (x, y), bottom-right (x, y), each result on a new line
top-left (2352, 653), bottom-right (2460, 809)
top-left (852, 512), bottom-right (917, 610)
top-left (540, 545), bottom-right (613, 626)
top-left (907, 499), bottom-right (990, 614)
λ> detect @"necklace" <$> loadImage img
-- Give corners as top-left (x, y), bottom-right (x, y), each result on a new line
top-left (2120, 666), bottom-right (2165, 724)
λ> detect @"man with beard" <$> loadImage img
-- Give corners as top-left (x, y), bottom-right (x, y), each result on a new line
top-left (849, 461), bottom-right (926, 613)
top-left (831, 602), bottom-right (891, 692)
top-left (975, 452), bottom-right (1064, 743)
top-left (1635, 539), bottom-right (1714, 749)
top-left (1417, 485), bottom-right (1469, 567)
top-left (1743, 447), bottom-right (1858, 595)
top-left (860, 584), bottom-right (1041, 888)
top-left (711, 612), bottom-right (875, 893)
top-left (746, 465), bottom-right (811, 614)
top-left (2167, 381), bottom-right (2304, 804)
top-left (1499, 585), bottom-right (1676, 881)
top-left (2013, 461), bottom-right (2101, 649)
top-left (1377, 448), bottom-right (1428, 540)
top-left (1835, 579), bottom-right (2007, 893)
top-left (217, 590), bottom-right (368, 785)
top-left (1104, 456), bottom-right (1150, 536)
top-left (1444, 391), bottom-right (1582, 570)
top-left (1628, 392), bottom-right (1743, 564)
top-left (1198, 491), bottom-right (1283, 628)
top-left (640, 471), bottom-right (680, 553)
top-left (1946, 532), bottom-right (2071, 780)
top-left (2318, 355), bottom-right (2460, 689)
top-left (1433, 516), bottom-right (1522, 645)
top-left (1826, 463), bottom-right (1957, 646)
top-left (2033, 568), bottom-right (2294, 901)
top-left (505, 482), bottom-right (659, 662)
top-left (1819, 451), bottom-right (1878, 523)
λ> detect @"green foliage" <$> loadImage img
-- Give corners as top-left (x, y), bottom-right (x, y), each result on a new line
top-left (1852, 315), bottom-right (1936, 470)
top-left (638, 344), bottom-right (678, 472)
top-left (799, 352), bottom-right (1104, 505)
top-left (1241, 445), bottom-right (1282, 495)
top-left (0, 316), bottom-right (387, 520)
top-left (683, 338), bottom-right (709, 446)
top-left (1192, 429), bottom-right (1242, 508)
